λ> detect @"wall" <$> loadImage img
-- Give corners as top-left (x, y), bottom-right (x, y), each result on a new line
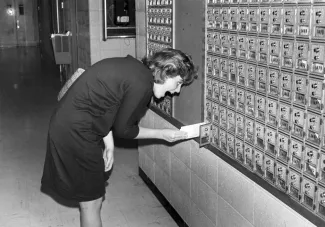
top-left (173, 0), bottom-right (204, 125)
top-left (139, 110), bottom-right (317, 227)
top-left (60, 0), bottom-right (136, 71)
top-left (88, 0), bottom-right (136, 65)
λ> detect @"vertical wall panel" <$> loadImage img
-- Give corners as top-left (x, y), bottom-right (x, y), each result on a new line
top-left (173, 0), bottom-right (205, 124)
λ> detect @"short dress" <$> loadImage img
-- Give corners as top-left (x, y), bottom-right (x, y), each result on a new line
top-left (41, 55), bottom-right (153, 202)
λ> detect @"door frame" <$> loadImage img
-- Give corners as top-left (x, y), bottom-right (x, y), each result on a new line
top-left (68, 0), bottom-right (78, 73)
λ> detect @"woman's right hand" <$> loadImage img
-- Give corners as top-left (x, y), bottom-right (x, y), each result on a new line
top-left (159, 129), bottom-right (188, 142)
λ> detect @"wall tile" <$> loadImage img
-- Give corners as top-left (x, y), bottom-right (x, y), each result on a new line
top-left (190, 142), bottom-right (199, 175)
top-left (138, 141), bottom-right (154, 161)
top-left (89, 10), bottom-right (100, 27)
top-left (154, 164), bottom-right (170, 202)
top-left (191, 171), bottom-right (199, 205)
top-left (136, 35), bottom-right (146, 59)
top-left (146, 110), bottom-right (155, 128)
top-left (136, 12), bottom-right (147, 36)
top-left (170, 182), bottom-right (191, 225)
top-left (90, 24), bottom-right (101, 39)
top-left (218, 159), bottom-right (255, 223)
top-left (139, 115), bottom-right (148, 128)
top-left (139, 110), bottom-right (154, 128)
top-left (154, 143), bottom-right (170, 175)
top-left (90, 53), bottom-right (100, 64)
top-left (136, 0), bottom-right (146, 11)
top-left (153, 114), bottom-right (164, 128)
top-left (170, 140), bottom-right (191, 167)
top-left (205, 150), bottom-right (218, 192)
top-left (153, 114), bottom-right (177, 130)
top-left (139, 149), bottom-right (144, 170)
top-left (100, 49), bottom-right (122, 59)
top-left (192, 149), bottom-right (207, 183)
top-left (217, 196), bottom-right (253, 227)
top-left (89, 0), bottom-right (100, 10)
top-left (197, 177), bottom-right (208, 216)
top-left (190, 202), bottom-right (216, 227)
top-left (142, 153), bottom-right (155, 182)
top-left (101, 39), bottom-right (122, 50)
top-left (206, 182), bottom-right (217, 224)
top-left (171, 153), bottom-right (191, 196)
top-left (90, 39), bottom-right (100, 53)
top-left (136, 22), bottom-right (145, 38)
top-left (197, 177), bottom-right (217, 224)
top-left (120, 39), bottom-right (136, 57)
top-left (254, 185), bottom-right (317, 227)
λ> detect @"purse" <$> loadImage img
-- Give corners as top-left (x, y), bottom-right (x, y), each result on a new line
top-left (57, 68), bottom-right (85, 101)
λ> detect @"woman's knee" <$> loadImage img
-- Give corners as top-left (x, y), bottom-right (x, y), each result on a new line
top-left (79, 197), bottom-right (103, 212)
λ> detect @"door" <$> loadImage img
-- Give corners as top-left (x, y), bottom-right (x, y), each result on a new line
top-left (0, 0), bottom-right (39, 47)
top-left (0, 0), bottom-right (18, 47)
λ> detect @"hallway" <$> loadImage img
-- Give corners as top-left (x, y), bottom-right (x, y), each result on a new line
top-left (0, 47), bottom-right (177, 227)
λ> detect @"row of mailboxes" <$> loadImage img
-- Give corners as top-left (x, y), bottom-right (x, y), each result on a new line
top-left (146, 1), bottom-right (174, 116)
top-left (204, 0), bottom-right (325, 221)
top-left (207, 6), bottom-right (325, 39)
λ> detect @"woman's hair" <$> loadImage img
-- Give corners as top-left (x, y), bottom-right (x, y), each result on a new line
top-left (142, 48), bottom-right (198, 85)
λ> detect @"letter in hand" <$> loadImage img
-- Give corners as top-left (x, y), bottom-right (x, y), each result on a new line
top-left (161, 129), bottom-right (188, 142)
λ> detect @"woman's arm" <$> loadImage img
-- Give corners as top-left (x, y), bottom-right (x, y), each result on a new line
top-left (135, 126), bottom-right (188, 142)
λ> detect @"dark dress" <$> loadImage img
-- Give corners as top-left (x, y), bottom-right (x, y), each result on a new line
top-left (41, 55), bottom-right (153, 202)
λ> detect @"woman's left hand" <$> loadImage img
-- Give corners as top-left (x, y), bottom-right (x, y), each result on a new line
top-left (103, 131), bottom-right (114, 172)
top-left (103, 147), bottom-right (114, 172)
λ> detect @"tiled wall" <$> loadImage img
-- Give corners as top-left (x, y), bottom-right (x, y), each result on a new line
top-left (88, 0), bottom-right (136, 65)
top-left (69, 0), bottom-right (136, 70)
top-left (139, 109), bottom-right (317, 227)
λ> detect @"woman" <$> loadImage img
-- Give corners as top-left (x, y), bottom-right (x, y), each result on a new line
top-left (41, 48), bottom-right (197, 227)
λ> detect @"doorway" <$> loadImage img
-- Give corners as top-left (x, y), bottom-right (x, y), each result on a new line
top-left (0, 0), bottom-right (39, 48)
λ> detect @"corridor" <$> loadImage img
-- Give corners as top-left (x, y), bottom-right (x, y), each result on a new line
top-left (0, 47), bottom-right (177, 227)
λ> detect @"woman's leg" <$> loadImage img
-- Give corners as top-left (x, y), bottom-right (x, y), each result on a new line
top-left (79, 197), bottom-right (103, 227)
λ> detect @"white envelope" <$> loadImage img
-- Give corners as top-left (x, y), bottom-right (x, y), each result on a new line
top-left (180, 122), bottom-right (207, 139)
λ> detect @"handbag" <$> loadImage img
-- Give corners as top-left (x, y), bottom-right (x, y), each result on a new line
top-left (57, 68), bottom-right (85, 101)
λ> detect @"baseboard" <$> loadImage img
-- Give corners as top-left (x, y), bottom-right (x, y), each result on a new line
top-left (139, 167), bottom-right (189, 227)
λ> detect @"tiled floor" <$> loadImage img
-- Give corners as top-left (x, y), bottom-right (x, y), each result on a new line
top-left (0, 47), bottom-right (178, 227)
